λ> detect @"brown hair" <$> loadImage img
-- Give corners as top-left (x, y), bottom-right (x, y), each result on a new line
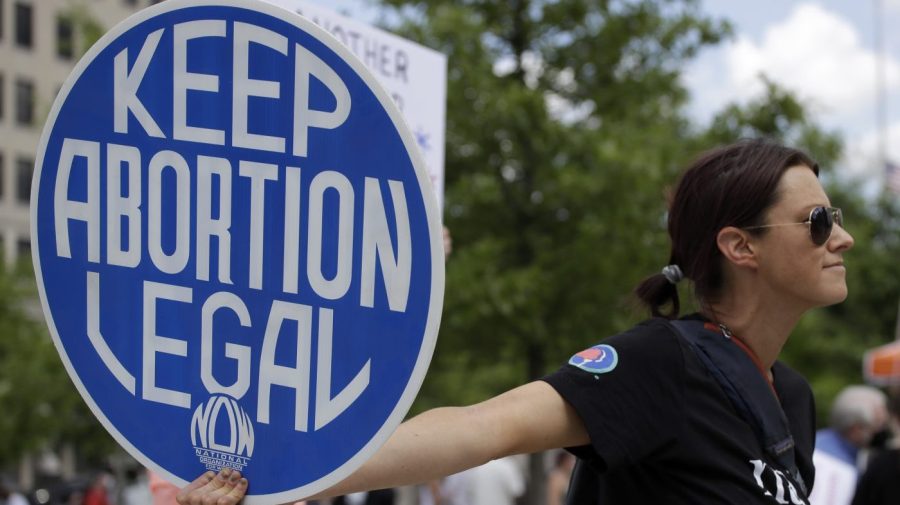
top-left (635, 138), bottom-right (819, 318)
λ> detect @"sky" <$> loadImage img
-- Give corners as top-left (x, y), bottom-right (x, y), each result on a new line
top-left (309, 0), bottom-right (900, 193)
top-left (689, 0), bottom-right (900, 192)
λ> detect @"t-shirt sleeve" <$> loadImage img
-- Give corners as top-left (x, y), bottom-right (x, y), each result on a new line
top-left (541, 320), bottom-right (686, 471)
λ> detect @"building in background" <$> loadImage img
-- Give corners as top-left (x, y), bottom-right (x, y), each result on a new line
top-left (0, 0), bottom-right (161, 265)
top-left (0, 0), bottom-right (161, 489)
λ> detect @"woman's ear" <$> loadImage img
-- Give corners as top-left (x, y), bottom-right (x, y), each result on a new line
top-left (716, 226), bottom-right (759, 269)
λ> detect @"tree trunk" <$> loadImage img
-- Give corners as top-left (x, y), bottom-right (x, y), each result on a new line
top-left (520, 337), bottom-right (547, 505)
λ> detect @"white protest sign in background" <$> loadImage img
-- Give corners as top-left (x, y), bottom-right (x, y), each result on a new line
top-left (261, 0), bottom-right (447, 213)
top-left (31, 1), bottom-right (444, 503)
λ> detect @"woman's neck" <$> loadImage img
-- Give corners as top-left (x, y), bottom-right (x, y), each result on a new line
top-left (704, 295), bottom-right (803, 371)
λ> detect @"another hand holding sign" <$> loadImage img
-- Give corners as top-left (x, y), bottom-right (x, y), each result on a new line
top-left (178, 470), bottom-right (248, 505)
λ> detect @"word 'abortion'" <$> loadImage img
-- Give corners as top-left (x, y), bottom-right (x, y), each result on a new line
top-left (54, 140), bottom-right (412, 313)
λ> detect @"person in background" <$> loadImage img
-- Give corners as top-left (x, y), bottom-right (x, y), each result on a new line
top-left (418, 473), bottom-right (469, 505)
top-left (121, 469), bottom-right (151, 505)
top-left (464, 456), bottom-right (523, 505)
top-left (83, 473), bottom-right (111, 505)
top-left (0, 478), bottom-right (29, 505)
top-left (809, 385), bottom-right (888, 505)
top-left (850, 390), bottom-right (900, 505)
top-left (149, 471), bottom-right (178, 505)
top-left (331, 489), bottom-right (394, 505)
top-left (545, 451), bottom-right (575, 505)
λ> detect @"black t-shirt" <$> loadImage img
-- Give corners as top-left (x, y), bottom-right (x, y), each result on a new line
top-left (542, 317), bottom-right (816, 504)
top-left (851, 449), bottom-right (900, 505)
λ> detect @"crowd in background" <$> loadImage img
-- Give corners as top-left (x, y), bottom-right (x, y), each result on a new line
top-left (0, 451), bottom-right (573, 505)
top-left (9, 384), bottom-right (900, 505)
top-left (810, 385), bottom-right (900, 505)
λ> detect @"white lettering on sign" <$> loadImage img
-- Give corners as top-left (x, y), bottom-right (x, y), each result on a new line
top-left (232, 22), bottom-right (288, 153)
top-left (53, 140), bottom-right (411, 309)
top-left (107, 144), bottom-right (142, 268)
top-left (114, 29), bottom-right (165, 137)
top-left (201, 291), bottom-right (252, 399)
top-left (257, 300), bottom-right (313, 432)
top-left (173, 20), bottom-right (227, 145)
top-left (84, 270), bottom-right (370, 431)
top-left (148, 150), bottom-right (192, 275)
top-left (306, 170), bottom-right (354, 300)
top-left (112, 24), bottom-right (351, 158)
top-left (53, 15), bottom-right (420, 434)
top-left (142, 280), bottom-right (193, 408)
top-left (55, 138), bottom-right (100, 263)
top-left (361, 178), bottom-right (410, 312)
top-left (292, 44), bottom-right (351, 158)
top-left (314, 307), bottom-right (370, 430)
top-left (196, 156), bottom-right (233, 284)
top-left (86, 271), bottom-right (136, 394)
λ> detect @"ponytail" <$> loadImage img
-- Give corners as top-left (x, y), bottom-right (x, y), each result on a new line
top-left (634, 266), bottom-right (681, 319)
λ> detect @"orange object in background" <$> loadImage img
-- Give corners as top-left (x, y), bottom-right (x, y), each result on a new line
top-left (864, 341), bottom-right (900, 385)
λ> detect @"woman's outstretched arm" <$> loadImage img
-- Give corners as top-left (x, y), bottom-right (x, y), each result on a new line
top-left (177, 380), bottom-right (588, 505)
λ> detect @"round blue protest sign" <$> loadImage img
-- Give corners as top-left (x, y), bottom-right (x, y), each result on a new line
top-left (31, 1), bottom-right (443, 502)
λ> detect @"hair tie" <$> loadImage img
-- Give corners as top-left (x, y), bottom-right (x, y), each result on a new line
top-left (661, 264), bottom-right (683, 285)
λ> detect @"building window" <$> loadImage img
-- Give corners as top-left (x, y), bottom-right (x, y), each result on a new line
top-left (14, 2), bottom-right (32, 49)
top-left (15, 78), bottom-right (33, 126)
top-left (16, 156), bottom-right (32, 204)
top-left (57, 15), bottom-right (75, 59)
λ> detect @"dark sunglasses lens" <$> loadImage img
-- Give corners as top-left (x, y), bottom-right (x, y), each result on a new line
top-left (809, 207), bottom-right (833, 245)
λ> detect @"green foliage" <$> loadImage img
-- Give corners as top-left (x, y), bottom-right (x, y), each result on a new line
top-left (0, 261), bottom-right (114, 468)
top-left (59, 4), bottom-right (106, 58)
top-left (374, 1), bottom-right (733, 416)
top-left (375, 0), bottom-right (900, 433)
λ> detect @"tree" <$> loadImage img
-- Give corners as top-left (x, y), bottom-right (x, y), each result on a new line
top-left (371, 1), bottom-right (900, 502)
top-left (374, 1), bottom-right (729, 502)
top-left (0, 259), bottom-right (114, 471)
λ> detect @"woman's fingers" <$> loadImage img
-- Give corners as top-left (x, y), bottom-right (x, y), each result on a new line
top-left (177, 469), bottom-right (248, 505)
top-left (176, 471), bottom-right (215, 505)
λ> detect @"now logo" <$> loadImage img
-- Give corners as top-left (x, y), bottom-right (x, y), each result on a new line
top-left (191, 395), bottom-right (255, 458)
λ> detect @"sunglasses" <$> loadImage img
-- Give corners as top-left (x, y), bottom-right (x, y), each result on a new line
top-left (744, 206), bottom-right (843, 246)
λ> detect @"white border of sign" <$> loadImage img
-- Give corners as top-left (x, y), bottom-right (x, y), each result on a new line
top-left (30, 0), bottom-right (444, 502)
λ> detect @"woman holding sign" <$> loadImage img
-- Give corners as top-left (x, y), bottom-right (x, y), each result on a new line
top-left (177, 139), bottom-right (852, 504)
